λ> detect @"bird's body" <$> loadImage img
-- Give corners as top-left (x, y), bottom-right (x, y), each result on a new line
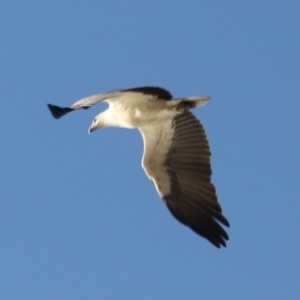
top-left (95, 95), bottom-right (169, 128)
top-left (48, 86), bottom-right (229, 248)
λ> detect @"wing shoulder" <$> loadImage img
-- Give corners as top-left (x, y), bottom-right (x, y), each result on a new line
top-left (123, 86), bottom-right (172, 100)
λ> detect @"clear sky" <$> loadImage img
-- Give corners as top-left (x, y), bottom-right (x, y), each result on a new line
top-left (1, 1), bottom-right (300, 299)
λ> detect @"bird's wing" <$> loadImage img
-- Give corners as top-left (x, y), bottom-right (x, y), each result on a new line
top-left (47, 91), bottom-right (124, 119)
top-left (139, 112), bottom-right (229, 248)
top-left (47, 87), bottom-right (172, 119)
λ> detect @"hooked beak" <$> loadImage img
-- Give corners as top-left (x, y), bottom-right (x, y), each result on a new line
top-left (88, 123), bottom-right (97, 134)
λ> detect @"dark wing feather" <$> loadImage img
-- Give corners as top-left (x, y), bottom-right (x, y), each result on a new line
top-left (47, 104), bottom-right (75, 119)
top-left (140, 112), bottom-right (229, 248)
top-left (123, 86), bottom-right (172, 100)
top-left (164, 112), bottom-right (229, 247)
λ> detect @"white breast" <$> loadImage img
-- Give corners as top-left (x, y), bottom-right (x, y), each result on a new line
top-left (106, 96), bottom-right (170, 128)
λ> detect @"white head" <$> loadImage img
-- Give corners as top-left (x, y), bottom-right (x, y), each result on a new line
top-left (88, 113), bottom-right (106, 134)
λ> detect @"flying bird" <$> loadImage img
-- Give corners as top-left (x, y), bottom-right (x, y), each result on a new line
top-left (47, 86), bottom-right (229, 248)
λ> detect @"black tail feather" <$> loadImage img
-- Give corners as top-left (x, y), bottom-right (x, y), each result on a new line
top-left (47, 104), bottom-right (74, 119)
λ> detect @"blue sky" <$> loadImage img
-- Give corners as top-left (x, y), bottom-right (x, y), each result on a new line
top-left (1, 1), bottom-right (300, 299)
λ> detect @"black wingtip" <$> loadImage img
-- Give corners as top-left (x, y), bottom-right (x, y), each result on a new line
top-left (47, 104), bottom-right (74, 119)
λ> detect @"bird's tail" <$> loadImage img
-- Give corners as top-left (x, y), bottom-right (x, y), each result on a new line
top-left (184, 96), bottom-right (211, 108)
top-left (170, 96), bottom-right (211, 112)
top-left (47, 104), bottom-right (74, 119)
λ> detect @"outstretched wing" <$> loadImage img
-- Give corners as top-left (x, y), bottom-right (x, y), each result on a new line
top-left (47, 92), bottom-right (116, 119)
top-left (139, 112), bottom-right (229, 248)
top-left (47, 86), bottom-right (172, 119)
